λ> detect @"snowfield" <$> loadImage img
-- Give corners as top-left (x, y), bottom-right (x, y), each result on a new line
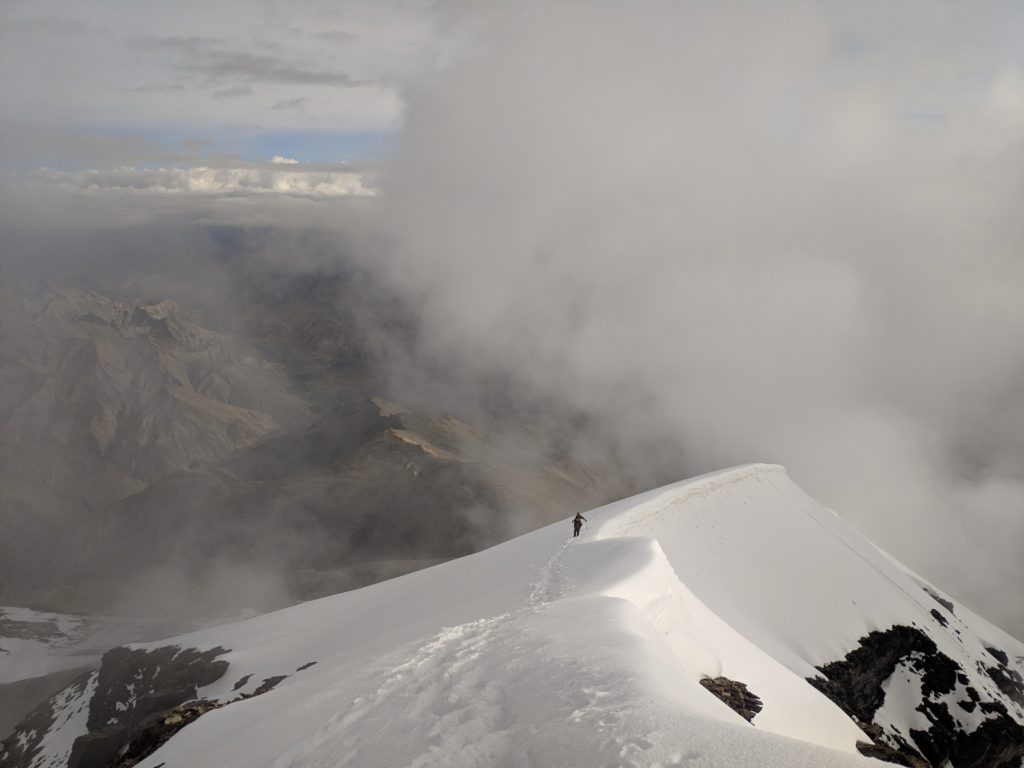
top-left (10, 464), bottom-right (1024, 767)
top-left (0, 610), bottom-right (181, 687)
top-left (0, 609), bottom-right (90, 686)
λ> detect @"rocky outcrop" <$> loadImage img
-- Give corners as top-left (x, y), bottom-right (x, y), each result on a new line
top-left (923, 587), bottom-right (955, 615)
top-left (985, 650), bottom-right (1024, 708)
top-left (99, 673), bottom-right (289, 768)
top-left (64, 644), bottom-right (230, 768)
top-left (699, 676), bottom-right (763, 722)
top-left (855, 737), bottom-right (930, 767)
top-left (109, 699), bottom-right (218, 768)
top-left (0, 642), bottom-right (314, 768)
top-left (0, 644), bottom-right (227, 768)
top-left (809, 625), bottom-right (1024, 768)
top-left (809, 626), bottom-right (951, 725)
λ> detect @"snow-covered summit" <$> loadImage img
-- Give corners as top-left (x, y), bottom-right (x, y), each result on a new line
top-left (4, 465), bottom-right (1023, 767)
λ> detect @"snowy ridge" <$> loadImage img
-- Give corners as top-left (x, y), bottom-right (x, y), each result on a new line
top-left (597, 464), bottom-right (1023, 671)
top-left (118, 466), bottom-right (873, 768)
top-left (7, 464), bottom-right (1024, 767)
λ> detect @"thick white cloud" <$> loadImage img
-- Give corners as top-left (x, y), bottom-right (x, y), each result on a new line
top-left (373, 1), bottom-right (1024, 636)
top-left (30, 164), bottom-right (374, 197)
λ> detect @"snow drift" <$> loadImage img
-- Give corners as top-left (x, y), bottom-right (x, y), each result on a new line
top-left (4, 465), bottom-right (1023, 767)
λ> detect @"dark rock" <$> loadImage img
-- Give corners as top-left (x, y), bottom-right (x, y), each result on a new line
top-left (2, 637), bottom-right (311, 768)
top-left (232, 673), bottom-right (252, 691)
top-left (699, 676), bottom-right (763, 722)
top-left (808, 626), bottom-right (941, 724)
top-left (84, 645), bottom-right (229, 731)
top-left (923, 588), bottom-right (955, 615)
top-left (930, 609), bottom-right (948, 628)
top-left (65, 645), bottom-right (229, 768)
top-left (919, 652), bottom-right (959, 698)
top-left (986, 647), bottom-right (1010, 666)
top-left (911, 708), bottom-right (1024, 768)
top-left (860, 721), bottom-right (885, 740)
top-left (93, 671), bottom-right (295, 766)
top-left (809, 625), bottom-right (1024, 768)
top-left (986, 664), bottom-right (1024, 707)
top-left (296, 661), bottom-right (317, 672)
top-left (856, 740), bottom-right (930, 767)
top-left (111, 699), bottom-right (217, 768)
top-left (916, 698), bottom-right (956, 735)
top-left (980, 700), bottom-right (1006, 715)
top-left (252, 676), bottom-right (287, 696)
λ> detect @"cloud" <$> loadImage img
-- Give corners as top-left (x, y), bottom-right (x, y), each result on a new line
top-left (197, 50), bottom-right (365, 87)
top-left (27, 164), bottom-right (374, 198)
top-left (0, 0), bottom-right (433, 163)
top-left (370, 1), bottom-right (1024, 637)
top-left (136, 34), bottom-right (219, 52)
top-left (214, 85), bottom-right (253, 98)
top-left (128, 83), bottom-right (187, 93)
top-left (0, 14), bottom-right (95, 37)
top-left (271, 97), bottom-right (311, 111)
top-left (139, 35), bottom-right (366, 88)
top-left (315, 29), bottom-right (358, 44)
top-left (272, 155), bottom-right (299, 164)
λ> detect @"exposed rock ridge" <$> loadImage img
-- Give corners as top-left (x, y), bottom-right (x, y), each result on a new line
top-left (67, 644), bottom-right (230, 768)
top-left (809, 625), bottom-right (1024, 768)
top-left (106, 673), bottom-right (291, 768)
top-left (0, 642), bottom-right (323, 768)
top-left (0, 644), bottom-right (228, 768)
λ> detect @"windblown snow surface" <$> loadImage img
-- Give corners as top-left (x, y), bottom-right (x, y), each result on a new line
top-left (19, 465), bottom-right (1024, 767)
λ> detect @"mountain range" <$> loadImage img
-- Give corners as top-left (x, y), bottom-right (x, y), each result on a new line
top-left (0, 285), bottom-right (615, 613)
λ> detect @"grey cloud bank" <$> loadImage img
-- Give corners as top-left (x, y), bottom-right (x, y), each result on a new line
top-left (370, 1), bottom-right (1024, 635)
top-left (138, 35), bottom-right (366, 87)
